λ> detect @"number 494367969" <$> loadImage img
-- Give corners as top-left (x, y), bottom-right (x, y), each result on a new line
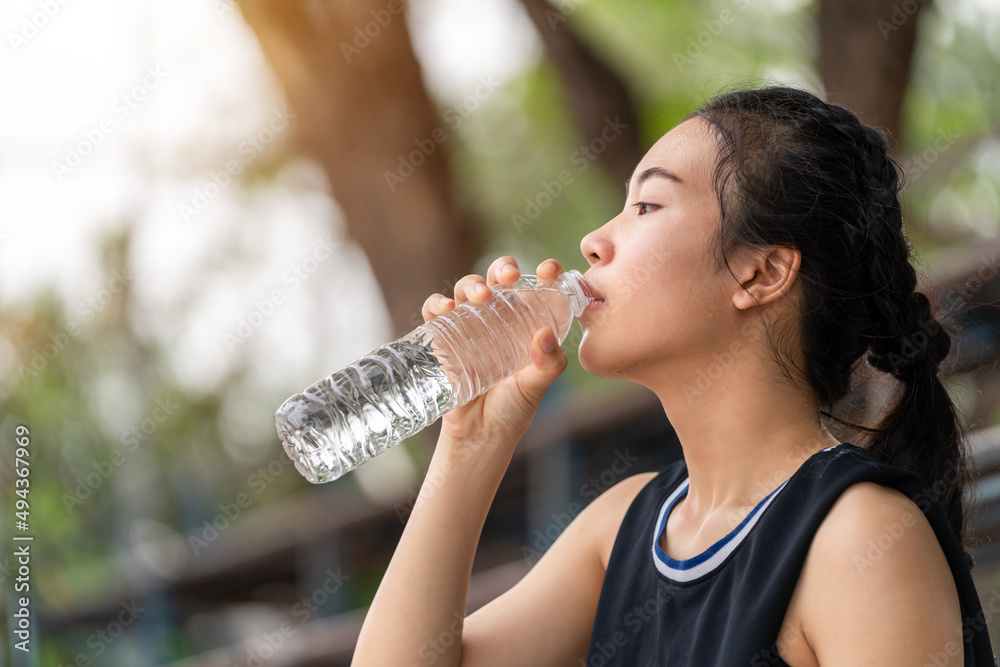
top-left (14, 424), bottom-right (30, 530)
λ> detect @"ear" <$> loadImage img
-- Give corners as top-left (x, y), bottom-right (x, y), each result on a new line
top-left (731, 245), bottom-right (802, 311)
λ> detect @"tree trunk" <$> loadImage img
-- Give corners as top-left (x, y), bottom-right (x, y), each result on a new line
top-left (819, 0), bottom-right (928, 152)
top-left (238, 0), bottom-right (480, 337)
top-left (515, 0), bottom-right (645, 186)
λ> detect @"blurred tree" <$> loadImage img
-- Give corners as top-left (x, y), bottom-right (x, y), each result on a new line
top-left (237, 0), bottom-right (482, 337)
top-left (515, 0), bottom-right (645, 186)
top-left (819, 0), bottom-right (928, 151)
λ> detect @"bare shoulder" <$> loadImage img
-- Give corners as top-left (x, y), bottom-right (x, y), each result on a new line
top-left (812, 481), bottom-right (944, 577)
top-left (792, 481), bottom-right (965, 665)
top-left (584, 472), bottom-right (659, 569)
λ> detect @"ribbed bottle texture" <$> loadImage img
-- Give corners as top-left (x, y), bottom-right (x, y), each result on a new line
top-left (275, 270), bottom-right (593, 484)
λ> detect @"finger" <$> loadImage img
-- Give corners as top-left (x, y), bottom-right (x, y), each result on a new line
top-left (454, 274), bottom-right (491, 305)
top-left (537, 258), bottom-right (563, 281)
top-left (517, 326), bottom-right (568, 405)
top-left (422, 294), bottom-right (455, 323)
top-left (487, 256), bottom-right (520, 288)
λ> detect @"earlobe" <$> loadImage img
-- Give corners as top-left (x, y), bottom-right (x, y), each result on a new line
top-left (731, 246), bottom-right (801, 311)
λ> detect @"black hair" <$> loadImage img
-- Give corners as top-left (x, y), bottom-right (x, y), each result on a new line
top-left (688, 86), bottom-right (973, 568)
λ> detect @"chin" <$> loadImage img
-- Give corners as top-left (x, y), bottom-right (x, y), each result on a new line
top-left (580, 331), bottom-right (663, 383)
top-left (577, 335), bottom-right (624, 380)
top-left (576, 335), bottom-right (601, 377)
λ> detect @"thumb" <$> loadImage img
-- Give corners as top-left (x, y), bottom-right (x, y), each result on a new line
top-left (516, 327), bottom-right (568, 405)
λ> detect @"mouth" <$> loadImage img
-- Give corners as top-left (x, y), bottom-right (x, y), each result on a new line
top-left (581, 277), bottom-right (603, 301)
top-left (580, 276), bottom-right (605, 318)
top-left (583, 299), bottom-right (604, 317)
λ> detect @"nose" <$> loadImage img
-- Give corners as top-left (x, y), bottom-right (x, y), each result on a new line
top-left (580, 223), bottom-right (612, 267)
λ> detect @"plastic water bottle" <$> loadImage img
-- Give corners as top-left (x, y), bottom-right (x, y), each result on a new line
top-left (274, 269), bottom-right (594, 484)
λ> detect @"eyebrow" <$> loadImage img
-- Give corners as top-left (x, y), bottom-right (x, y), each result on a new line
top-left (624, 166), bottom-right (683, 196)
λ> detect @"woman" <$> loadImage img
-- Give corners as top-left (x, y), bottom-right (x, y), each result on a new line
top-left (352, 86), bottom-right (997, 665)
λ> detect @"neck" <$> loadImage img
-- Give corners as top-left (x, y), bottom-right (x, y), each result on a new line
top-left (643, 343), bottom-right (841, 519)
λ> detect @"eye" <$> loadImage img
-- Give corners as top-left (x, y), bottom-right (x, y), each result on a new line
top-left (633, 202), bottom-right (658, 215)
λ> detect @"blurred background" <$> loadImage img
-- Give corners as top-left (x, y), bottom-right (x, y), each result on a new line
top-left (3, 0), bottom-right (1000, 664)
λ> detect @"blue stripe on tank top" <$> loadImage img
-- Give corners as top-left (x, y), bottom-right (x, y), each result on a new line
top-left (653, 478), bottom-right (787, 570)
top-left (651, 444), bottom-right (842, 582)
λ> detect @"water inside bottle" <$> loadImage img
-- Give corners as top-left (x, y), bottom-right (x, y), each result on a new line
top-left (275, 273), bottom-right (591, 484)
top-left (276, 331), bottom-right (457, 484)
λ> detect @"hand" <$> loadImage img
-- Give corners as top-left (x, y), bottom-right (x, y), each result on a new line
top-left (421, 257), bottom-right (569, 457)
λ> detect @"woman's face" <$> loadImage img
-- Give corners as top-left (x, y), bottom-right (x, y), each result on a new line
top-left (577, 117), bottom-right (741, 382)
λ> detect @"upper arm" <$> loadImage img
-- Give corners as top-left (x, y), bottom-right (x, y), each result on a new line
top-left (797, 482), bottom-right (965, 666)
top-left (460, 472), bottom-right (658, 667)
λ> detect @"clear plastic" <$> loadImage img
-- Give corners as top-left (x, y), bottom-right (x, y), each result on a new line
top-left (274, 269), bottom-right (594, 483)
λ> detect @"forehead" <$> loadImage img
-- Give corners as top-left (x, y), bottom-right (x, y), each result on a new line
top-left (631, 117), bottom-right (717, 189)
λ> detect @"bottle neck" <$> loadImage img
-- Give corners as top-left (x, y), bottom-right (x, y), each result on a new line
top-left (557, 269), bottom-right (595, 318)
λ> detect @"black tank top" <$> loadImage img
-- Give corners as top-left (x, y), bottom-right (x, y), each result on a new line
top-left (584, 442), bottom-right (997, 666)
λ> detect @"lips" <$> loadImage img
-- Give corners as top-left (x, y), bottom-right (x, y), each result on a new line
top-left (580, 276), bottom-right (605, 318)
top-left (582, 277), bottom-right (605, 304)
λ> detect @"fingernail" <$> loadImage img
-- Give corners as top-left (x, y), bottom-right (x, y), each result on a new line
top-left (475, 283), bottom-right (489, 296)
top-left (502, 263), bottom-right (517, 274)
top-left (543, 262), bottom-right (556, 273)
top-left (541, 330), bottom-right (557, 353)
top-left (439, 295), bottom-right (451, 305)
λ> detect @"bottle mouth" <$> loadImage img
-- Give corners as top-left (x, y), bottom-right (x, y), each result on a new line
top-left (559, 269), bottom-right (596, 319)
top-left (564, 269), bottom-right (596, 301)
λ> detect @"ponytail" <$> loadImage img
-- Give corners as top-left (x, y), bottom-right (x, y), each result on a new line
top-left (864, 292), bottom-right (972, 569)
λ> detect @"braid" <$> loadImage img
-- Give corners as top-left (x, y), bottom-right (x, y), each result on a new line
top-left (842, 123), bottom-right (952, 379)
top-left (866, 292), bottom-right (952, 381)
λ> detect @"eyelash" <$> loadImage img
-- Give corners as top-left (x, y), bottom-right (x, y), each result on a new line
top-left (633, 202), bottom-right (658, 215)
